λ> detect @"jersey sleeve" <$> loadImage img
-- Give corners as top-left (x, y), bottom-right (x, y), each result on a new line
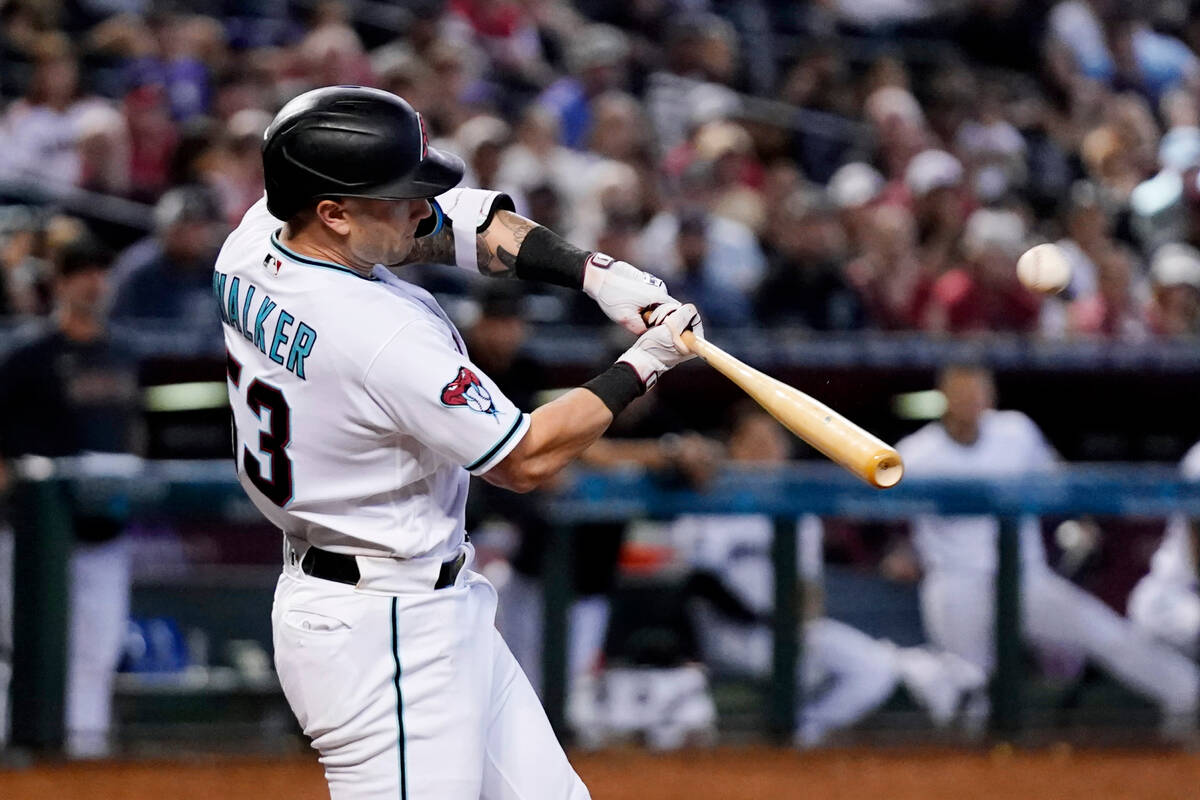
top-left (364, 319), bottom-right (530, 475)
top-left (1180, 441), bottom-right (1200, 480)
top-left (1018, 413), bottom-right (1059, 472)
top-left (894, 427), bottom-right (935, 474)
top-left (435, 188), bottom-right (515, 275)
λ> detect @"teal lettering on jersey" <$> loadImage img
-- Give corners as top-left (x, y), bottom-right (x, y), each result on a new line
top-left (241, 284), bottom-right (256, 342)
top-left (226, 276), bottom-right (242, 334)
top-left (213, 271), bottom-right (229, 324)
top-left (254, 296), bottom-right (277, 352)
top-left (286, 323), bottom-right (317, 380)
top-left (216, 274), bottom-right (317, 381)
top-left (269, 310), bottom-right (294, 366)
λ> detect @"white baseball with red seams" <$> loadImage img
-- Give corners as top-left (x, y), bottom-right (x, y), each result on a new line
top-left (1016, 243), bottom-right (1072, 294)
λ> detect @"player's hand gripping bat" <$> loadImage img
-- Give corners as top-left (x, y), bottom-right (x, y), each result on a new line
top-left (648, 308), bottom-right (903, 489)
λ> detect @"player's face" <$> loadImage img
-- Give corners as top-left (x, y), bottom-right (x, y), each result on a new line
top-left (342, 197), bottom-right (433, 266)
top-left (729, 414), bottom-right (789, 464)
top-left (56, 266), bottom-right (111, 320)
top-left (940, 369), bottom-right (994, 426)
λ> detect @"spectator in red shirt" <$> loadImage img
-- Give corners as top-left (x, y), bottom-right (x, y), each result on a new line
top-left (845, 204), bottom-right (934, 330)
top-left (924, 208), bottom-right (1041, 333)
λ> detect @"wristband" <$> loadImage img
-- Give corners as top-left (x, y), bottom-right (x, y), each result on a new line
top-left (513, 225), bottom-right (589, 289)
top-left (581, 362), bottom-right (644, 417)
top-left (435, 188), bottom-right (514, 274)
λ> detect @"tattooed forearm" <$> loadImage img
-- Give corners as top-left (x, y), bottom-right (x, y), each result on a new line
top-left (496, 246), bottom-right (518, 271)
top-left (476, 234), bottom-right (510, 277)
top-left (400, 226), bottom-right (456, 266)
top-left (476, 209), bottom-right (539, 277)
top-left (496, 209), bottom-right (535, 246)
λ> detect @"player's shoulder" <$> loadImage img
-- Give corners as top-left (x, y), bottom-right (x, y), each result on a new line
top-left (1180, 440), bottom-right (1200, 480)
top-left (0, 319), bottom-right (56, 366)
top-left (985, 409), bottom-right (1045, 442)
top-left (302, 275), bottom-right (446, 368)
top-left (215, 196), bottom-right (277, 270)
top-left (231, 196), bottom-right (278, 241)
top-left (895, 421), bottom-right (948, 461)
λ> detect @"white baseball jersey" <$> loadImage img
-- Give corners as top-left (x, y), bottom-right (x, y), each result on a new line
top-left (896, 410), bottom-right (1056, 573)
top-left (1128, 440), bottom-right (1200, 653)
top-left (215, 194), bottom-right (528, 560)
top-left (669, 513), bottom-right (821, 674)
top-left (1146, 441), bottom-right (1200, 585)
top-left (671, 514), bottom-right (823, 615)
top-left (0, 99), bottom-right (104, 187)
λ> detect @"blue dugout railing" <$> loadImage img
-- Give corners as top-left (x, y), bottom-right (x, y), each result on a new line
top-left (9, 459), bottom-right (1200, 749)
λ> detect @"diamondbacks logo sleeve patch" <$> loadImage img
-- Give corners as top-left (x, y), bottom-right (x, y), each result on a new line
top-left (440, 366), bottom-right (498, 417)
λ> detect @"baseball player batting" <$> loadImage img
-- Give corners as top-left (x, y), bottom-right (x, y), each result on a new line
top-left (216, 86), bottom-right (701, 799)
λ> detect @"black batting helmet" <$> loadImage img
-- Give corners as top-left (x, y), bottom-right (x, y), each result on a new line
top-left (262, 86), bottom-right (464, 225)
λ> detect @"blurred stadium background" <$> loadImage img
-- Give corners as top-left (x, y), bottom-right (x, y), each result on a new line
top-left (5, 0), bottom-right (1200, 797)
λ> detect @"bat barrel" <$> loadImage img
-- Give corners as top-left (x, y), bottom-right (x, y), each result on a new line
top-left (680, 330), bottom-right (904, 489)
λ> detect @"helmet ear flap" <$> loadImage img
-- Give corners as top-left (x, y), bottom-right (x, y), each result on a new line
top-left (415, 199), bottom-right (445, 239)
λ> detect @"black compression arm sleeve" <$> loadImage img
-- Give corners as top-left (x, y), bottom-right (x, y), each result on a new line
top-left (581, 362), bottom-right (644, 417)
top-left (513, 225), bottom-right (590, 289)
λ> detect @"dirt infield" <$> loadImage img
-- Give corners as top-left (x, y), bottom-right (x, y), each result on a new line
top-left (2, 746), bottom-right (1199, 800)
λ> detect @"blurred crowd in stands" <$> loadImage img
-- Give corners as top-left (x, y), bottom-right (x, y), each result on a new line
top-left (4, 0), bottom-right (1200, 339)
top-left (8, 1), bottom-right (1200, 752)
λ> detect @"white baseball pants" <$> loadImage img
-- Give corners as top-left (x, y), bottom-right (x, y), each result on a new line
top-left (0, 528), bottom-right (130, 756)
top-left (272, 543), bottom-right (590, 800)
top-left (1128, 574), bottom-right (1200, 658)
top-left (921, 567), bottom-right (1200, 715)
top-left (65, 535), bottom-right (131, 758)
top-left (696, 612), bottom-right (904, 744)
top-left (797, 618), bottom-right (900, 745)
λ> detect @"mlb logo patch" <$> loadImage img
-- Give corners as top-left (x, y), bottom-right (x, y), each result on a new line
top-left (441, 366), bottom-right (498, 417)
top-left (262, 253), bottom-right (283, 276)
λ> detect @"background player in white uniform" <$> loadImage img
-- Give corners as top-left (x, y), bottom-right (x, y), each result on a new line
top-left (896, 365), bottom-right (1200, 729)
top-left (220, 86), bottom-right (702, 799)
top-left (670, 406), bottom-right (985, 747)
top-left (1128, 441), bottom-right (1200, 657)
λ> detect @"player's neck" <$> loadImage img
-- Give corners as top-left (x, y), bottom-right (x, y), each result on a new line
top-left (942, 416), bottom-right (980, 446)
top-left (281, 223), bottom-right (375, 278)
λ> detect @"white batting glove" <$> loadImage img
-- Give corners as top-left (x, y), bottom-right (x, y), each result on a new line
top-left (617, 303), bottom-right (703, 390)
top-left (582, 253), bottom-right (675, 335)
top-left (655, 302), bottom-right (704, 355)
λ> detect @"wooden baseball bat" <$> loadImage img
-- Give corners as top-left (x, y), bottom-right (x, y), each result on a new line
top-left (676, 328), bottom-right (904, 489)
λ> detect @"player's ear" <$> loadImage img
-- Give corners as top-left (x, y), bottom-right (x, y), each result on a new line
top-left (315, 198), bottom-right (351, 237)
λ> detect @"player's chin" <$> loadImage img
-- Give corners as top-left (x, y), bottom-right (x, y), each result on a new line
top-left (382, 238), bottom-right (417, 267)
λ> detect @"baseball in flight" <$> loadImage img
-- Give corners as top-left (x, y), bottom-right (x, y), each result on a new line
top-left (1016, 242), bottom-right (1071, 294)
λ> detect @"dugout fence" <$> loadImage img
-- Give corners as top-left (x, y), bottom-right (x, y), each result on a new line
top-left (8, 459), bottom-right (1200, 751)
